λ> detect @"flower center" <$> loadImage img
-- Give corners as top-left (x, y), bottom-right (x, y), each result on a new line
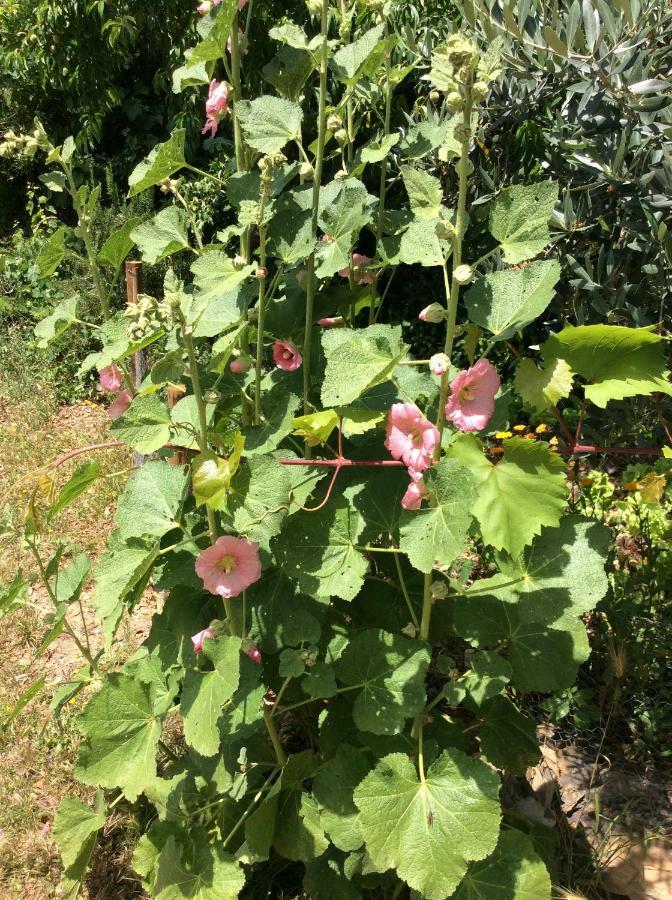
top-left (217, 554), bottom-right (236, 575)
top-left (409, 426), bottom-right (424, 447)
top-left (459, 386), bottom-right (474, 401)
top-left (283, 350), bottom-right (292, 360)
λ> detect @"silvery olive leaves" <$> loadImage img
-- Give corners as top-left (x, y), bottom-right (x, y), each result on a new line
top-left (5, 2), bottom-right (672, 899)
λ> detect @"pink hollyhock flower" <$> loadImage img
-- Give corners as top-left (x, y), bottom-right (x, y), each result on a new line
top-left (98, 364), bottom-right (123, 393)
top-left (107, 390), bottom-right (133, 420)
top-left (273, 339), bottom-right (302, 371)
top-left (197, 0), bottom-right (220, 12)
top-left (230, 355), bottom-right (252, 374)
top-left (238, 0), bottom-right (247, 7)
top-left (419, 303), bottom-right (445, 323)
top-left (401, 470), bottom-right (427, 510)
top-left (429, 353), bottom-right (449, 377)
top-left (191, 627), bottom-right (216, 654)
top-left (196, 536), bottom-right (262, 598)
top-left (202, 80), bottom-right (229, 138)
top-left (445, 358), bottom-right (500, 433)
top-left (317, 316), bottom-right (345, 328)
top-left (385, 403), bottom-right (440, 473)
top-left (339, 253), bottom-right (375, 286)
top-left (245, 644), bottom-right (262, 664)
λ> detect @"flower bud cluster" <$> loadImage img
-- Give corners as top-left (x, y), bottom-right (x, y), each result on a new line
top-left (124, 293), bottom-right (172, 340)
top-left (258, 151), bottom-right (286, 198)
top-left (159, 177), bottom-right (181, 195)
top-left (0, 122), bottom-right (53, 159)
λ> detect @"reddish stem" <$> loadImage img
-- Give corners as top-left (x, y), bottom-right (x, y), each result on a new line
top-left (569, 445), bottom-right (662, 457)
top-left (48, 440), bottom-right (126, 470)
top-left (280, 457), bottom-right (405, 468)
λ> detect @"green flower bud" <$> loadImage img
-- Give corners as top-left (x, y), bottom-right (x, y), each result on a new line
top-left (334, 128), bottom-right (349, 147)
top-left (306, 0), bottom-right (322, 14)
top-left (446, 91), bottom-right (463, 111)
top-left (472, 80), bottom-right (489, 101)
top-left (431, 580), bottom-right (449, 599)
top-left (453, 264), bottom-right (474, 285)
top-left (444, 34), bottom-right (479, 71)
top-left (204, 389), bottom-right (220, 405)
top-left (327, 113), bottom-right (342, 131)
top-left (429, 90), bottom-right (441, 104)
top-left (299, 161), bottom-right (314, 179)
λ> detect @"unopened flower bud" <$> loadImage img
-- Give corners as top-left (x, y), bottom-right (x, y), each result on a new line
top-left (204, 389), bottom-right (220, 405)
top-left (247, 307), bottom-right (259, 323)
top-left (431, 580), bottom-right (449, 599)
top-left (453, 264), bottom-right (474, 285)
top-left (472, 81), bottom-right (489, 101)
top-left (429, 90), bottom-right (441, 104)
top-left (327, 113), bottom-right (342, 131)
top-left (334, 128), bottom-right (349, 147)
top-left (446, 91), bottom-right (463, 111)
top-left (233, 254), bottom-right (246, 267)
top-left (306, 0), bottom-right (322, 14)
top-left (418, 303), bottom-right (445, 324)
top-left (429, 353), bottom-right (450, 377)
top-left (444, 34), bottom-right (479, 70)
top-left (256, 267), bottom-right (267, 280)
top-left (299, 161), bottom-right (314, 179)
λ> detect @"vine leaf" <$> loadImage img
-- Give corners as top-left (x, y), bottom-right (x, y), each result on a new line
top-left (334, 629), bottom-right (431, 735)
top-left (399, 458), bottom-right (477, 573)
top-left (37, 226), bottom-right (69, 277)
top-left (321, 325), bottom-right (407, 408)
top-left (478, 696), bottom-right (540, 774)
top-left (453, 829), bottom-right (552, 899)
top-left (75, 674), bottom-right (163, 801)
top-left (273, 497), bottom-right (368, 602)
top-left (53, 792), bottom-right (105, 899)
top-left (154, 832), bottom-right (245, 899)
top-left (465, 260), bottom-right (561, 341)
top-left (354, 750), bottom-right (501, 900)
top-left (401, 166), bottom-right (444, 220)
top-left (237, 96), bottom-right (303, 154)
top-left (316, 178), bottom-right (377, 277)
top-left (489, 182), bottom-right (558, 263)
top-left (132, 207), bottom-right (190, 265)
top-left (128, 129), bottom-right (186, 195)
top-left (180, 636), bottom-right (241, 757)
top-left (542, 324), bottom-right (672, 407)
top-left (447, 436), bottom-right (566, 558)
top-left (115, 461), bottom-right (187, 540)
top-left (243, 377), bottom-right (302, 456)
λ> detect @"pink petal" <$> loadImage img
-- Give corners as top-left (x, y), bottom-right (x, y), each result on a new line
top-left (273, 340), bottom-right (302, 371)
top-left (107, 390), bottom-right (133, 420)
top-left (99, 364), bottom-right (123, 393)
top-left (195, 536), bottom-right (261, 599)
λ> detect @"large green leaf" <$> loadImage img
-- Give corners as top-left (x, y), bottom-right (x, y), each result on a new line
top-left (225, 454), bottom-right (293, 549)
top-left (110, 394), bottom-right (172, 454)
top-left (37, 225), bottom-right (69, 277)
top-left (180, 636), bottom-right (241, 756)
top-left (190, 250), bottom-right (255, 308)
top-left (465, 260), bottom-right (560, 340)
top-left (446, 436), bottom-right (567, 558)
top-left (514, 357), bottom-right (574, 411)
top-left (132, 207), bottom-right (190, 264)
top-left (48, 461), bottom-right (101, 521)
top-left (273, 497), bottom-right (368, 602)
top-left (263, 43), bottom-right (314, 100)
top-left (129, 129), bottom-right (187, 195)
top-left (381, 216), bottom-right (447, 268)
top-left (453, 596), bottom-right (590, 693)
top-left (76, 674), bottom-right (163, 800)
top-left (242, 378), bottom-right (302, 456)
top-left (98, 217), bottom-right (143, 271)
top-left (399, 458), bottom-right (476, 574)
top-left (335, 629), bottom-right (430, 735)
top-left (454, 829), bottom-right (552, 899)
top-left (542, 324), bottom-right (672, 407)
top-left (115, 460), bottom-right (187, 540)
top-left (473, 516), bottom-right (611, 630)
top-left (237, 96), bottom-right (303, 154)
top-left (34, 295), bottom-right (78, 348)
top-left (478, 696), bottom-right (540, 774)
top-left (321, 325), bottom-right (406, 407)
top-left (188, 0), bottom-right (239, 65)
top-left (401, 166), bottom-right (443, 220)
top-left (354, 750), bottom-right (501, 900)
top-left (53, 793), bottom-right (105, 900)
top-left (154, 833), bottom-right (245, 899)
top-left (489, 182), bottom-right (558, 264)
top-left (315, 178), bottom-right (377, 277)
top-left (312, 745), bottom-right (373, 852)
top-left (331, 24), bottom-right (386, 83)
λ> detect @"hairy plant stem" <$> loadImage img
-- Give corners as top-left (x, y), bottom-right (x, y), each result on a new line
top-left (254, 191), bottom-right (269, 424)
top-left (302, 0), bottom-right (330, 439)
top-left (370, 21), bottom-right (393, 325)
top-left (222, 766), bottom-right (279, 849)
top-left (415, 83), bottom-right (475, 765)
top-left (229, 12), bottom-right (250, 262)
top-left (263, 709), bottom-right (287, 766)
top-left (182, 322), bottom-right (239, 634)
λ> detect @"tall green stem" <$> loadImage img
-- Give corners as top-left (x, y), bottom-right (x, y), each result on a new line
top-left (254, 197), bottom-right (269, 424)
top-left (370, 22), bottom-right (393, 325)
top-left (302, 0), bottom-right (330, 431)
top-left (263, 709), bottom-right (287, 766)
top-left (229, 13), bottom-right (250, 261)
top-left (63, 163), bottom-right (110, 320)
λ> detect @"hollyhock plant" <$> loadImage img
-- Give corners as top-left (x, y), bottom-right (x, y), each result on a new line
top-left (98, 364), bottom-right (123, 393)
top-left (107, 390), bottom-right (133, 420)
top-left (196, 536), bottom-right (261, 598)
top-left (191, 627), bottom-right (216, 654)
top-left (202, 80), bottom-right (229, 137)
top-left (401, 470), bottom-right (428, 510)
top-left (429, 353), bottom-right (449, 377)
top-left (273, 339), bottom-right (302, 371)
top-left (445, 358), bottom-right (500, 432)
top-left (339, 253), bottom-right (375, 286)
top-left (385, 403), bottom-right (440, 472)
top-left (419, 303), bottom-right (445, 323)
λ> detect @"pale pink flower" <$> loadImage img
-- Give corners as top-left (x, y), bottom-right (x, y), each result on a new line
top-left (197, 0), bottom-right (220, 12)
top-left (339, 253), bottom-right (374, 286)
top-left (401, 470), bottom-right (427, 510)
top-left (385, 403), bottom-right (439, 473)
top-left (202, 80), bottom-right (229, 138)
top-left (429, 353), bottom-right (449, 377)
top-left (317, 316), bottom-right (345, 328)
top-left (191, 627), bottom-right (216, 654)
top-left (445, 358), bottom-right (500, 433)
top-left (99, 364), bottom-right (123, 393)
top-left (238, 0), bottom-right (247, 7)
top-left (419, 303), bottom-right (445, 323)
top-left (107, 390), bottom-right (133, 420)
top-left (273, 339), bottom-right (302, 371)
top-left (245, 644), bottom-right (262, 664)
top-left (195, 536), bottom-right (262, 598)
top-left (230, 355), bottom-right (252, 374)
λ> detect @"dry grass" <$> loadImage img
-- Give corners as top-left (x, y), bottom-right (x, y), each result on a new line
top-left (0, 386), bottom-right (150, 899)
